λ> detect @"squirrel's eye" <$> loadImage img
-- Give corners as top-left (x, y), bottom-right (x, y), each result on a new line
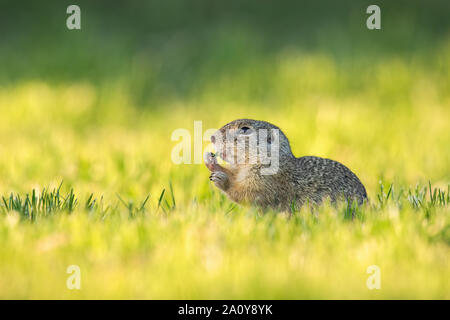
top-left (239, 126), bottom-right (251, 134)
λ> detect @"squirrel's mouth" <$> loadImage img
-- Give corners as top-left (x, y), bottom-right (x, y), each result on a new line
top-left (217, 151), bottom-right (229, 163)
top-left (212, 145), bottom-right (229, 164)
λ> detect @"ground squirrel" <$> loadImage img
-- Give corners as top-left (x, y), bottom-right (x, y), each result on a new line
top-left (204, 119), bottom-right (367, 211)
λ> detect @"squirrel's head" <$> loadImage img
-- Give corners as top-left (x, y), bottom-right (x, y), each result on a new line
top-left (210, 119), bottom-right (294, 169)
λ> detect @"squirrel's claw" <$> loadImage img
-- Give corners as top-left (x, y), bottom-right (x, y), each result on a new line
top-left (209, 171), bottom-right (229, 190)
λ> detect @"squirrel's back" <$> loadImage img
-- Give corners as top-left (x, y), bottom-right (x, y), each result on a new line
top-left (291, 156), bottom-right (367, 205)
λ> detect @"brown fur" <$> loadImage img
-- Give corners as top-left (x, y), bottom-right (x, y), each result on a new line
top-left (205, 119), bottom-right (367, 211)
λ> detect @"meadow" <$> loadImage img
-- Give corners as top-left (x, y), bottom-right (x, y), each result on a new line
top-left (0, 0), bottom-right (449, 299)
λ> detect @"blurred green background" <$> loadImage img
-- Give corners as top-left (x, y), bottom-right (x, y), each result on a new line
top-left (0, 0), bottom-right (449, 196)
top-left (0, 0), bottom-right (448, 299)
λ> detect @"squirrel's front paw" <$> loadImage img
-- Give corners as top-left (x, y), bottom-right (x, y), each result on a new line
top-left (209, 171), bottom-right (229, 190)
top-left (204, 152), bottom-right (218, 172)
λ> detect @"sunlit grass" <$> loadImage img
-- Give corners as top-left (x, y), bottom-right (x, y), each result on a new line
top-left (0, 34), bottom-right (449, 298)
top-left (0, 182), bottom-right (448, 299)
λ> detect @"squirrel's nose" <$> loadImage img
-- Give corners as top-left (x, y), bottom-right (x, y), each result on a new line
top-left (211, 135), bottom-right (216, 143)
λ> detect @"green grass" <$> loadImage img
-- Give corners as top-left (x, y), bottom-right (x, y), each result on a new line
top-left (0, 0), bottom-right (449, 299)
top-left (0, 182), bottom-right (448, 299)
